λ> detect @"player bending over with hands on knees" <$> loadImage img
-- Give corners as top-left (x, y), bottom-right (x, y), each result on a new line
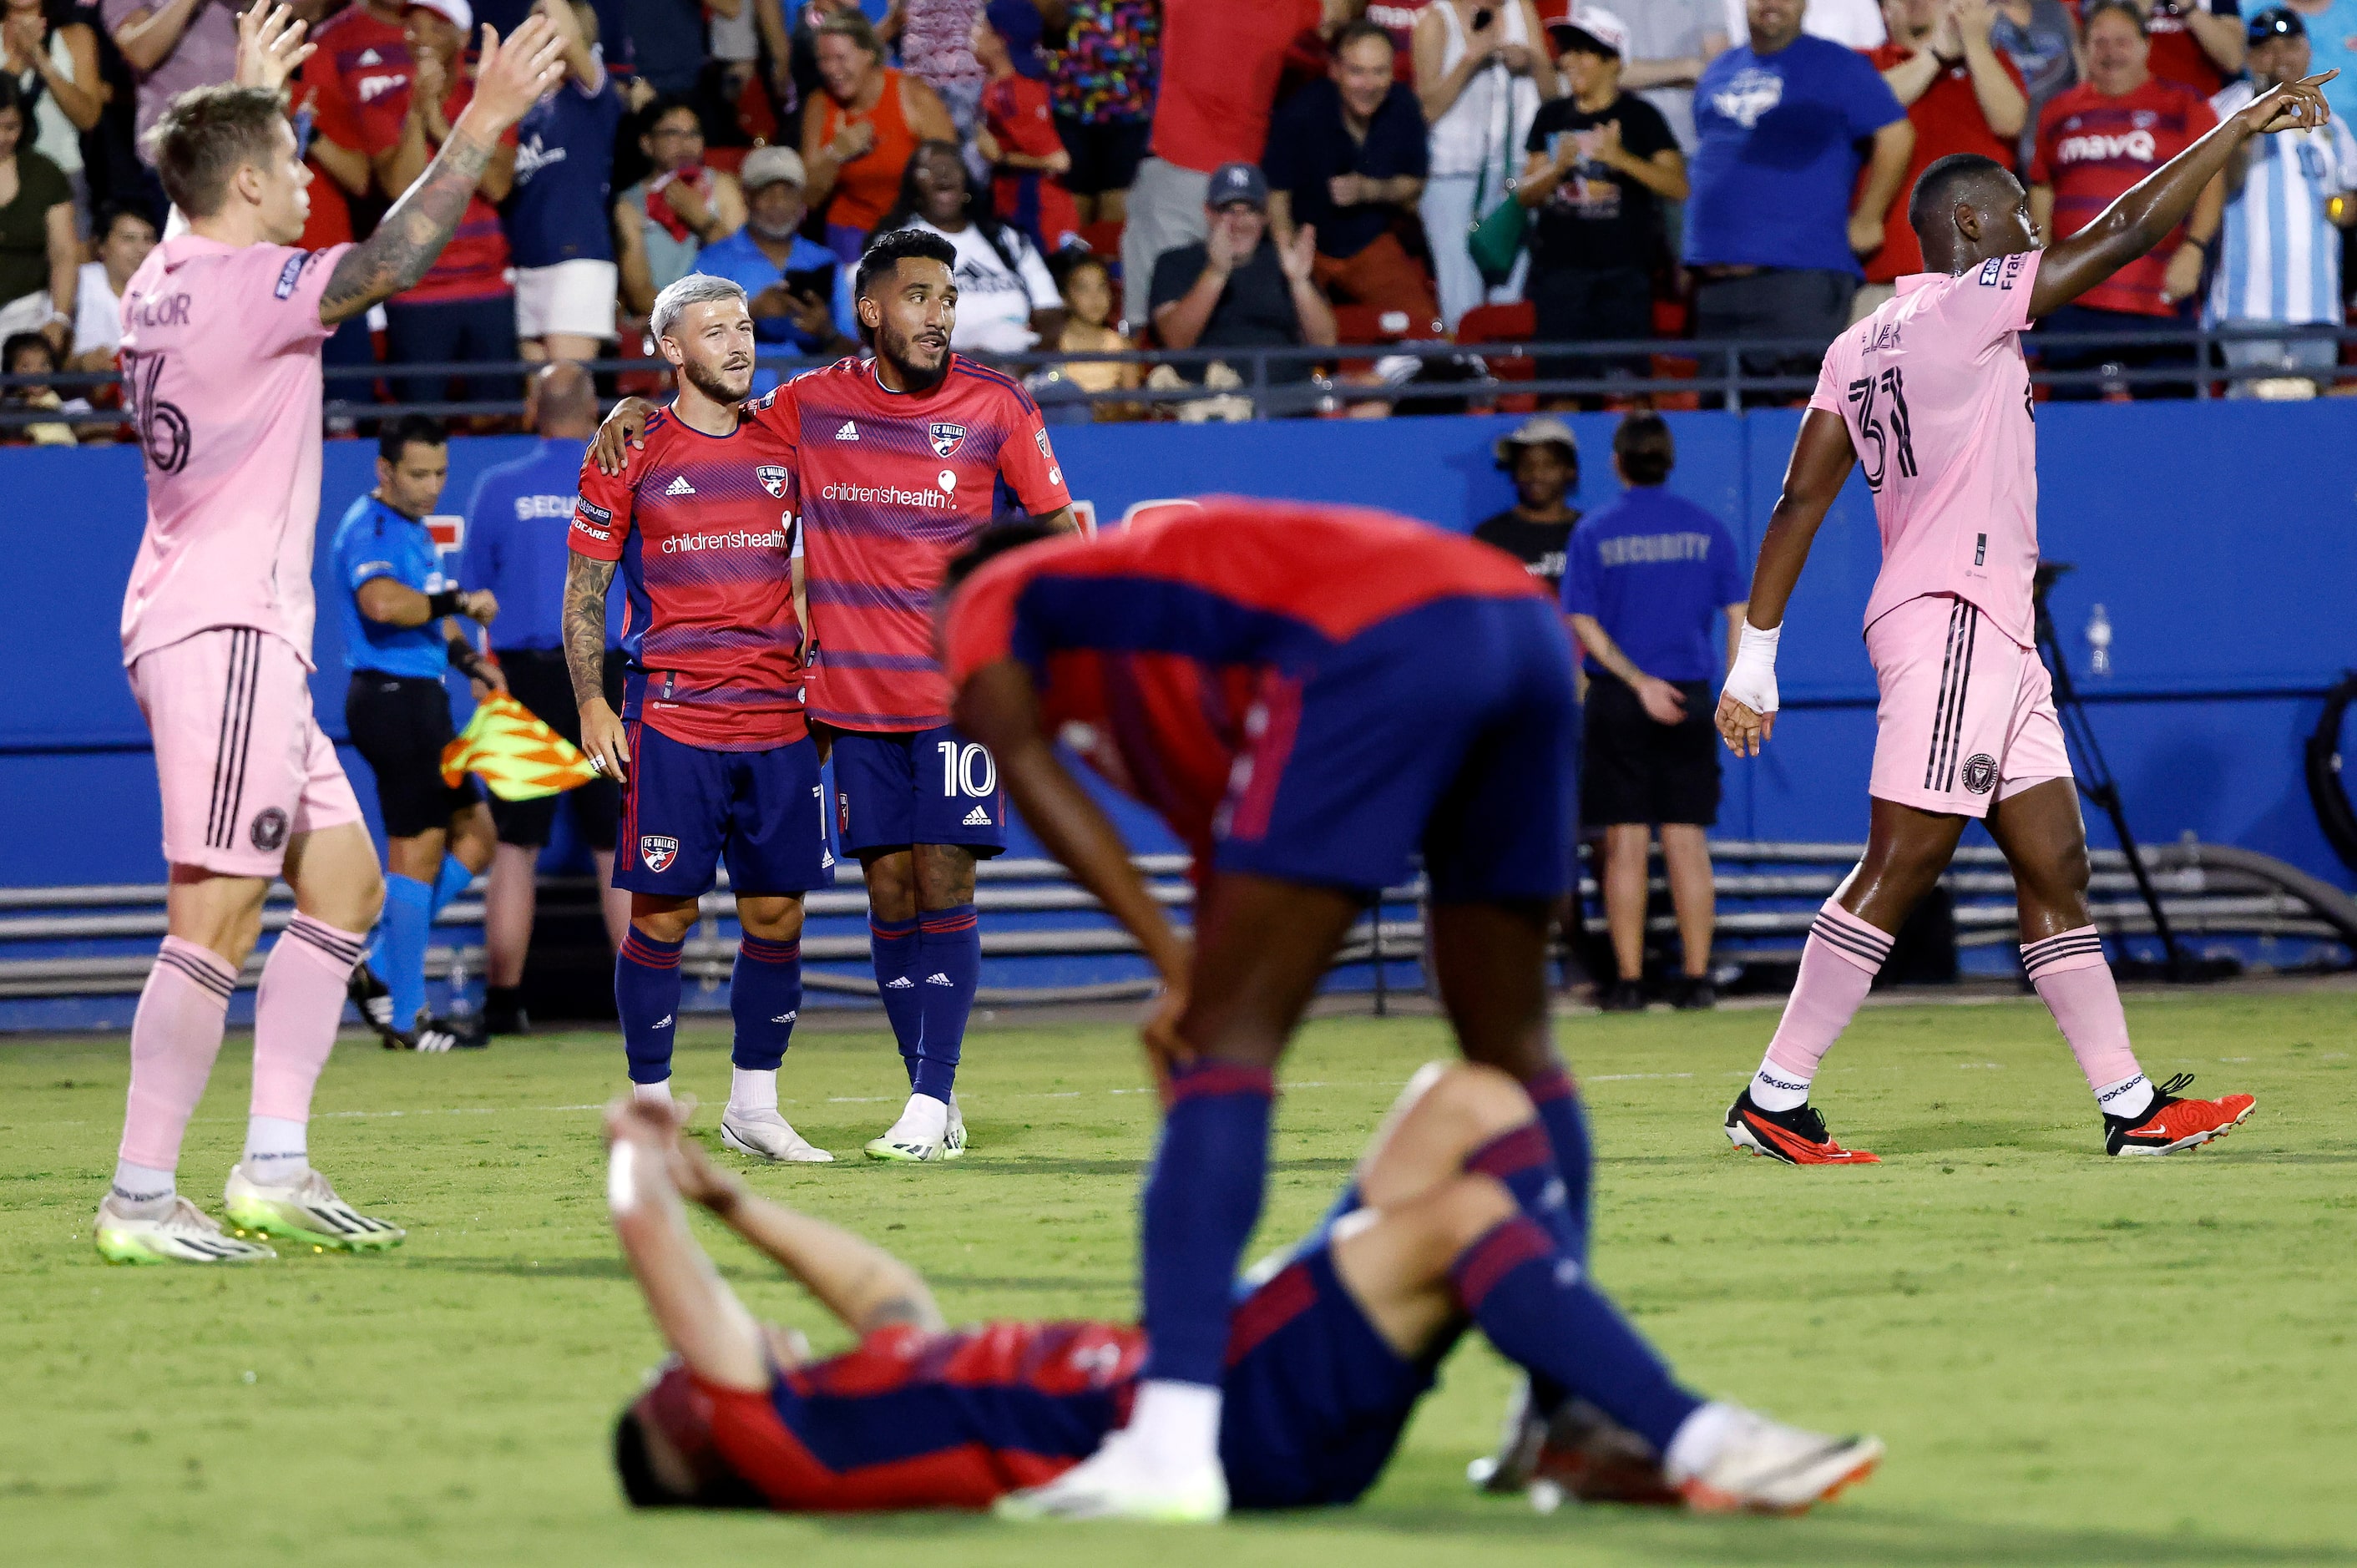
top-left (1708, 76), bottom-right (2335, 1166)
top-left (603, 1065), bottom-right (1881, 1515)
top-left (96, 3), bottom-right (564, 1263)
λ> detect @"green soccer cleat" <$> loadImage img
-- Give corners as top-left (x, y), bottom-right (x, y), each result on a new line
top-left (222, 1164), bottom-right (406, 1252)
top-left (94, 1193), bottom-right (276, 1264)
top-left (864, 1093), bottom-right (956, 1162)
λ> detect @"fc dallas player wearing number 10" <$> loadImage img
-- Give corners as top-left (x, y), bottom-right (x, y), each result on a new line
top-left (1709, 80), bottom-right (2338, 1163)
top-left (595, 227), bottom-right (1075, 1164)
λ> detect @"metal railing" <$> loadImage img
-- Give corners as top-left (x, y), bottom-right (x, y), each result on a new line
top-left (6, 322), bottom-right (2348, 430)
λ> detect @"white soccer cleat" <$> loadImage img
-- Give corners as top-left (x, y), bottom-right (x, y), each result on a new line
top-left (721, 1108), bottom-right (835, 1163)
top-left (863, 1093), bottom-right (953, 1162)
top-left (943, 1094), bottom-right (969, 1160)
top-left (1667, 1406), bottom-right (1881, 1515)
top-left (994, 1426), bottom-right (1228, 1522)
top-left (222, 1164), bottom-right (406, 1252)
top-left (94, 1192), bottom-right (276, 1264)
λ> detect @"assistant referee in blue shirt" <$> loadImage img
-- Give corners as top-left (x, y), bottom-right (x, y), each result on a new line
top-left (1561, 412), bottom-right (1748, 1013)
top-left (458, 362), bottom-right (630, 1035)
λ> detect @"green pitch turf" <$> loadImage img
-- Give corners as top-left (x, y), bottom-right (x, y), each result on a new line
top-left (4, 989), bottom-right (2354, 1568)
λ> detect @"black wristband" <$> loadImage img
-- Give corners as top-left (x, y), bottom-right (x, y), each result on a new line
top-left (445, 639), bottom-right (474, 669)
top-left (427, 589), bottom-right (463, 619)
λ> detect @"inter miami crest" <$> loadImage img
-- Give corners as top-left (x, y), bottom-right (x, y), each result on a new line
top-left (756, 464), bottom-right (788, 498)
top-left (929, 422), bottom-right (966, 458)
top-left (1962, 754), bottom-right (1998, 796)
top-left (640, 835), bottom-right (679, 873)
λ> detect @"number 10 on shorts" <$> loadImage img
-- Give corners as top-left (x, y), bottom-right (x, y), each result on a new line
top-left (938, 741), bottom-right (998, 797)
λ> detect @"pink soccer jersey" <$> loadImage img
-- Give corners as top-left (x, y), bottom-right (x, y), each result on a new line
top-left (1808, 249), bottom-right (2043, 648)
top-left (118, 236), bottom-right (352, 668)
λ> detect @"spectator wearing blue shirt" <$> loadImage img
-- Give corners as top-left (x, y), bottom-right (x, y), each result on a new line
top-left (693, 144), bottom-right (862, 392)
top-left (1561, 413), bottom-right (1748, 1013)
top-left (508, 0), bottom-right (628, 362)
top-left (1685, 0), bottom-right (1913, 396)
top-left (458, 365), bottom-right (633, 1034)
top-left (332, 416), bottom-right (503, 1051)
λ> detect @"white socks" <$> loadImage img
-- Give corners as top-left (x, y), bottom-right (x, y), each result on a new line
top-left (242, 1115), bottom-right (309, 1187)
top-left (2096, 1072), bottom-right (2155, 1121)
top-left (1748, 1063), bottom-right (1812, 1113)
top-left (1663, 1400), bottom-right (1740, 1480)
top-left (889, 1092), bottom-right (949, 1144)
top-left (728, 1066), bottom-right (778, 1116)
top-left (1125, 1379), bottom-right (1223, 1473)
top-left (632, 1080), bottom-right (674, 1107)
top-left (109, 1159), bottom-right (176, 1219)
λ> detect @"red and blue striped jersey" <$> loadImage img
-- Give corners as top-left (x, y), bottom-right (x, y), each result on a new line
top-left (711, 1319), bottom-right (1144, 1511)
top-left (941, 499), bottom-right (1547, 857)
top-left (751, 354), bottom-right (1070, 734)
top-left (570, 407), bottom-right (806, 751)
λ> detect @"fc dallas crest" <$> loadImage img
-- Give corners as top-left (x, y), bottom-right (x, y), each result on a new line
top-left (928, 422), bottom-right (966, 457)
top-left (756, 464), bottom-right (788, 498)
top-left (640, 835), bottom-right (679, 873)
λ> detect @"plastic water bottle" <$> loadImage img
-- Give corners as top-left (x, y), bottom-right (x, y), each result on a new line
top-left (2086, 604), bottom-right (2113, 676)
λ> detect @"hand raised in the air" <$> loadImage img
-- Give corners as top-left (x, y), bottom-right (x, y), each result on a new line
top-left (234, 3), bottom-right (315, 93)
top-left (466, 15), bottom-right (567, 133)
top-left (2237, 70), bottom-right (2338, 137)
top-left (591, 395), bottom-right (656, 473)
top-left (1277, 222), bottom-right (1319, 284)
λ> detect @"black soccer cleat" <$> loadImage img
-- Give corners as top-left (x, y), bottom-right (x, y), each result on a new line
top-left (347, 962), bottom-right (405, 1047)
top-left (1724, 1089), bottom-right (1881, 1166)
top-left (397, 1011), bottom-right (488, 1053)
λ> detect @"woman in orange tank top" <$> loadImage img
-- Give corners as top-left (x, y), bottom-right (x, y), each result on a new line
top-left (801, 9), bottom-right (958, 263)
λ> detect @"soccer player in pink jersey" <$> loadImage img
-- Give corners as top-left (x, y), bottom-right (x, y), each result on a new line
top-left (98, 5), bottom-right (564, 1264)
top-left (1712, 72), bottom-right (2339, 1164)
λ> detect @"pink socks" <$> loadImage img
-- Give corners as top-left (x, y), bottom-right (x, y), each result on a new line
top-left (1751, 900), bottom-right (1894, 1110)
top-left (250, 914), bottom-right (367, 1127)
top-left (117, 938), bottom-right (237, 1176)
top-left (2022, 927), bottom-right (2150, 1118)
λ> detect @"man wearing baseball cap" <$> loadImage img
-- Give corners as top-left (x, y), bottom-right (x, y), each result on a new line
top-left (2208, 5), bottom-right (2357, 392)
top-left (695, 144), bottom-right (860, 387)
top-left (1147, 161), bottom-right (1337, 394)
top-left (1474, 415), bottom-right (1583, 595)
top-left (1520, 5), bottom-right (1685, 394)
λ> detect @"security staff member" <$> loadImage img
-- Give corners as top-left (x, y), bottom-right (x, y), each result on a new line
top-left (1560, 412), bottom-right (1747, 1014)
top-left (459, 363), bottom-right (633, 1035)
top-left (333, 414), bottom-right (503, 1052)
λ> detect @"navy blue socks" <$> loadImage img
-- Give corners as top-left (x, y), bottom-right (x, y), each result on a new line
top-left (1141, 1062), bottom-right (1275, 1386)
top-left (616, 927), bottom-right (683, 1085)
top-left (910, 903), bottom-right (979, 1102)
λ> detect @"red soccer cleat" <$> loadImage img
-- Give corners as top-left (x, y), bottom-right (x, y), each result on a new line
top-left (1724, 1090), bottom-right (1881, 1165)
top-left (2104, 1073), bottom-right (2256, 1156)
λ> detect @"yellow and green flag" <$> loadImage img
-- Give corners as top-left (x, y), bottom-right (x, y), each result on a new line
top-left (440, 691), bottom-right (599, 802)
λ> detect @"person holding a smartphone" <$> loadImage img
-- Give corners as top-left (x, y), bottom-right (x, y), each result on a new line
top-left (695, 143), bottom-right (860, 389)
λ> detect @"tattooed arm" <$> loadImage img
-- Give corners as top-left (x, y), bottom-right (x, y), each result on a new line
top-left (567, 552), bottom-right (630, 781)
top-left (316, 17), bottom-right (564, 326)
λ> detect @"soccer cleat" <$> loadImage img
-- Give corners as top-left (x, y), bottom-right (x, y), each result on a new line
top-left (1667, 1407), bottom-right (1881, 1515)
top-left (397, 1011), bottom-right (488, 1053)
top-left (721, 1109), bottom-right (835, 1163)
top-left (347, 961), bottom-right (403, 1046)
top-left (222, 1164), bottom-right (406, 1252)
top-left (94, 1193), bottom-right (276, 1264)
top-left (2104, 1073), bottom-right (2256, 1156)
top-left (865, 1094), bottom-right (954, 1162)
top-left (1724, 1089), bottom-right (1880, 1165)
top-left (994, 1426), bottom-right (1227, 1522)
top-left (1467, 1381), bottom-right (1681, 1507)
top-left (942, 1094), bottom-right (969, 1160)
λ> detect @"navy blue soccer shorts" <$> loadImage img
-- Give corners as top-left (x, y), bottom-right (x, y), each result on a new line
top-left (1219, 1242), bottom-right (1436, 1510)
top-left (830, 723), bottom-right (1009, 858)
top-left (615, 723), bottom-right (836, 897)
top-left (1212, 594), bottom-right (1578, 904)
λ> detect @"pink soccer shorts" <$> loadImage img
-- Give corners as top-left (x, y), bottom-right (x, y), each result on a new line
top-left (129, 626), bottom-right (362, 877)
top-left (1864, 592), bottom-right (2072, 820)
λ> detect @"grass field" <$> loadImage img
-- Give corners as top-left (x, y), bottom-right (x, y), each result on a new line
top-left (4, 988), bottom-right (2355, 1568)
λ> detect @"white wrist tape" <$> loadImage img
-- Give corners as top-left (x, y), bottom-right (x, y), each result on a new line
top-left (1722, 621), bottom-right (1783, 716)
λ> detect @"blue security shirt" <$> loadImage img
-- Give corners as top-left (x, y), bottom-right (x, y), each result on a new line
top-left (695, 228), bottom-right (860, 392)
top-left (1684, 34), bottom-right (1905, 276)
top-left (333, 494), bottom-right (453, 680)
top-left (1560, 487), bottom-right (1748, 685)
top-left (460, 437), bottom-right (624, 652)
top-left (507, 73), bottom-right (625, 268)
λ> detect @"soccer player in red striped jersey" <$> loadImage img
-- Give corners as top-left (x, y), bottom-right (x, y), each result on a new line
top-left (566, 275), bottom-right (835, 1164)
top-left (594, 228), bottom-right (1076, 1165)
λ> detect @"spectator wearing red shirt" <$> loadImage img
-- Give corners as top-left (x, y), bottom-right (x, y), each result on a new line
top-left (2142, 0), bottom-right (2246, 95)
top-left (352, 0), bottom-right (524, 406)
top-left (2029, 0), bottom-right (2220, 396)
top-left (1854, 0), bottom-right (2028, 318)
top-left (972, 0), bottom-right (1079, 252)
top-left (1121, 0), bottom-right (1323, 318)
top-left (295, 8), bottom-right (403, 404)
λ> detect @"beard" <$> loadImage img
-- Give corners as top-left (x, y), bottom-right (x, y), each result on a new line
top-left (878, 321), bottom-right (950, 389)
top-left (681, 355), bottom-right (753, 406)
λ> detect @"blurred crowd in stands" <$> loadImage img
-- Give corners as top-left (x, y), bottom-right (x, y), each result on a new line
top-left (7, 0), bottom-right (2357, 439)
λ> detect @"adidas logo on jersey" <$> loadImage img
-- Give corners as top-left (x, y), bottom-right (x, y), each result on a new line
top-left (836, 421), bottom-right (859, 441)
top-left (665, 476), bottom-right (695, 496)
top-left (924, 972), bottom-right (955, 986)
top-left (885, 976), bottom-right (915, 989)
top-left (962, 805), bottom-right (993, 826)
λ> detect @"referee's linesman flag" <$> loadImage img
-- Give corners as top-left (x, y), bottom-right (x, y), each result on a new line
top-left (440, 692), bottom-right (599, 802)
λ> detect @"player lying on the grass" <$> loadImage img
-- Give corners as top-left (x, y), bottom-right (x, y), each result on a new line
top-left (604, 1065), bottom-right (1881, 1516)
top-left (935, 500), bottom-right (1608, 1520)
top-left (96, 4), bottom-right (565, 1263)
top-left (1707, 78), bottom-right (2338, 1166)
